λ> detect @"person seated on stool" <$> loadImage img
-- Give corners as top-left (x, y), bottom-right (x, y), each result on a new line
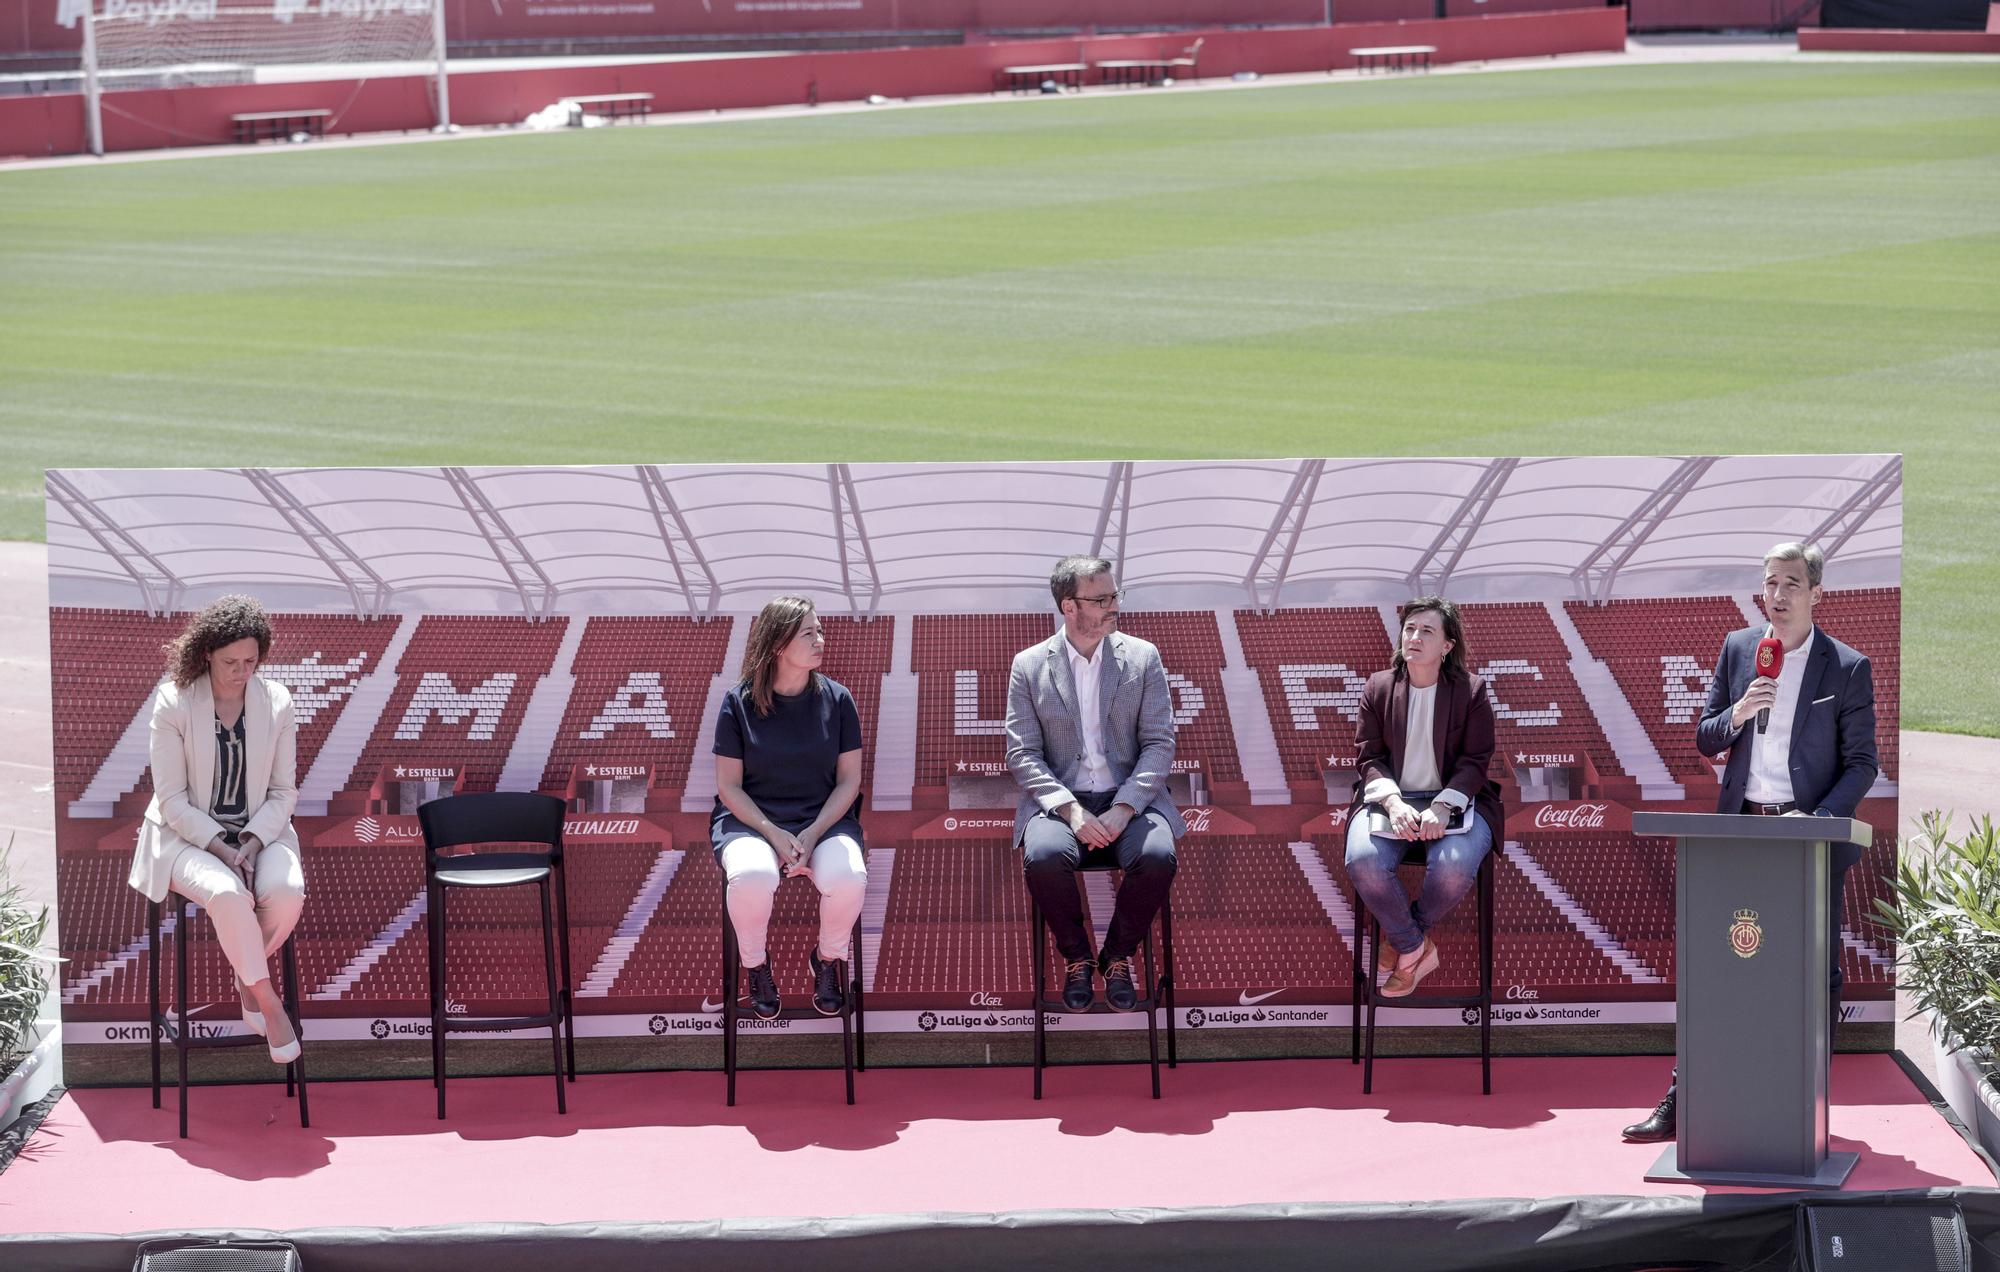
top-left (1345, 596), bottom-right (1502, 998)
top-left (712, 595), bottom-right (867, 1020)
top-left (1006, 554), bottom-right (1184, 1013)
top-left (127, 595), bottom-right (305, 1065)
top-left (1622, 541), bottom-right (1878, 1144)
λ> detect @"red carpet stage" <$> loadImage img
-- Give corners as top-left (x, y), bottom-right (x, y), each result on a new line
top-left (3, 1055), bottom-right (1994, 1270)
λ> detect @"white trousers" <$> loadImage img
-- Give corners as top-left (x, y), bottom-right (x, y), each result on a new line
top-left (719, 832), bottom-right (866, 966)
top-left (167, 840), bottom-right (306, 988)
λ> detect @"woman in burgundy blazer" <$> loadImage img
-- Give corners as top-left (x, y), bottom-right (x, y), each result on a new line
top-left (1345, 597), bottom-right (1503, 997)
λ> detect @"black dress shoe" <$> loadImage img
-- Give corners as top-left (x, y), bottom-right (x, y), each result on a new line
top-left (1622, 1089), bottom-right (1677, 1143)
top-left (808, 948), bottom-right (845, 1016)
top-left (744, 962), bottom-right (781, 1020)
top-left (1061, 959), bottom-right (1096, 1012)
top-left (1101, 956), bottom-right (1139, 1012)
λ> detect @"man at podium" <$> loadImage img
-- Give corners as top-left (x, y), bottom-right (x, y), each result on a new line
top-left (1623, 541), bottom-right (1879, 1143)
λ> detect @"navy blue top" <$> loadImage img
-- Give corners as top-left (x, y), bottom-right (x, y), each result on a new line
top-left (710, 675), bottom-right (865, 850)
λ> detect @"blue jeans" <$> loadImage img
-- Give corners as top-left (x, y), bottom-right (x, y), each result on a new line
top-left (1344, 796), bottom-right (1494, 956)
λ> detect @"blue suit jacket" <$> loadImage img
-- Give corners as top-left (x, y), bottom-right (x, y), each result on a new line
top-left (1696, 625), bottom-right (1878, 823)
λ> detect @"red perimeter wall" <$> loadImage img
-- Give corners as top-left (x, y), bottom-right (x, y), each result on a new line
top-left (0, 8), bottom-right (1627, 159)
top-left (1798, 24), bottom-right (2000, 45)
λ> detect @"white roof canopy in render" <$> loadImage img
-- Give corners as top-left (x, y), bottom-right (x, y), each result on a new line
top-left (45, 456), bottom-right (1903, 617)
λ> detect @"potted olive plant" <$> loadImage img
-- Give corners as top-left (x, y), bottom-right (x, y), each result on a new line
top-left (1876, 811), bottom-right (2000, 1160)
top-left (0, 835), bottom-right (57, 1130)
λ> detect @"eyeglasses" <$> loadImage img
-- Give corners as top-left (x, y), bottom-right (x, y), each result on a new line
top-left (1072, 590), bottom-right (1123, 608)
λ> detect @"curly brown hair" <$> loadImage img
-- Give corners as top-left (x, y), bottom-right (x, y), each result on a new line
top-left (163, 595), bottom-right (274, 689)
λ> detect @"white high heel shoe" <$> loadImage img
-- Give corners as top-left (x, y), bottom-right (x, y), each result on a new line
top-left (267, 1025), bottom-right (301, 1065)
top-left (241, 1006), bottom-right (267, 1037)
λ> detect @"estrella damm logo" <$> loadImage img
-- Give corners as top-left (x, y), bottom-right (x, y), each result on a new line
top-left (1730, 908), bottom-right (1763, 959)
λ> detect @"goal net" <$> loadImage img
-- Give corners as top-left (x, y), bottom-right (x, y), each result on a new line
top-left (80, 1), bottom-right (448, 154)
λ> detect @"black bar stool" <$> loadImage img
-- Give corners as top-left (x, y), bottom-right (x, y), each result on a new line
top-left (1350, 847), bottom-right (1496, 1094)
top-left (1030, 859), bottom-right (1176, 1099)
top-left (721, 875), bottom-right (865, 1106)
top-left (417, 791), bottom-right (575, 1120)
top-left (148, 894), bottom-right (308, 1140)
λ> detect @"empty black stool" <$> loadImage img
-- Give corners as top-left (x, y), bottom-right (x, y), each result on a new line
top-left (1350, 846), bottom-right (1495, 1094)
top-left (148, 894), bottom-right (308, 1140)
top-left (417, 791), bottom-right (575, 1119)
top-left (721, 874), bottom-right (865, 1105)
top-left (1030, 858), bottom-right (1176, 1099)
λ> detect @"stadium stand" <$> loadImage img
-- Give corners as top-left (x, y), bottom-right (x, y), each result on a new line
top-left (1780, 587), bottom-right (1901, 781)
top-left (1457, 602), bottom-right (1627, 780)
top-left (1232, 607), bottom-right (1392, 786)
top-left (818, 614), bottom-right (895, 793)
top-left (873, 838), bottom-right (1032, 996)
top-left (1167, 837), bottom-right (1349, 995)
top-left (1113, 611), bottom-right (1244, 784)
top-left (1516, 832), bottom-right (1677, 981)
top-left (49, 608), bottom-right (183, 803)
top-left (537, 616), bottom-right (734, 797)
top-left (1563, 596), bottom-right (1746, 780)
top-left (341, 615), bottom-right (570, 796)
top-left (910, 614), bottom-right (1054, 790)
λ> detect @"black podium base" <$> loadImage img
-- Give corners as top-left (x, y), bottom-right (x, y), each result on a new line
top-left (1645, 1146), bottom-right (1859, 1190)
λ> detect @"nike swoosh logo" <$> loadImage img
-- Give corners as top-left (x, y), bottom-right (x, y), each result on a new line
top-left (1238, 989), bottom-right (1284, 1006)
top-left (699, 998), bottom-right (724, 1013)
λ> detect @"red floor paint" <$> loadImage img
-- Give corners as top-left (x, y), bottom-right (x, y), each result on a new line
top-left (1, 1055), bottom-right (1989, 1235)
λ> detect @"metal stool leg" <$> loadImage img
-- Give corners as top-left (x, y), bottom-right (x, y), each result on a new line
top-left (538, 878), bottom-right (565, 1115)
top-left (1142, 930), bottom-right (1161, 1100)
top-left (556, 861), bottom-right (576, 1083)
top-left (840, 958), bottom-right (855, 1106)
top-left (149, 901), bottom-right (162, 1109)
top-left (1480, 855), bottom-right (1495, 1095)
top-left (282, 935), bottom-right (309, 1127)
top-left (722, 903), bottom-right (738, 1108)
top-left (1363, 914), bottom-right (1379, 1097)
top-left (432, 882), bottom-right (448, 1120)
top-left (851, 919), bottom-right (866, 1073)
top-left (1032, 900), bottom-right (1047, 1100)
top-left (175, 896), bottom-right (190, 1140)
top-left (1161, 901), bottom-right (1177, 1069)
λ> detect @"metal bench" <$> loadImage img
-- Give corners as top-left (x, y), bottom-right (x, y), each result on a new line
top-left (229, 108), bottom-right (330, 144)
top-left (1350, 44), bottom-right (1436, 73)
top-left (1095, 37), bottom-right (1203, 87)
top-left (564, 92), bottom-right (654, 124)
top-left (997, 62), bottom-right (1088, 94)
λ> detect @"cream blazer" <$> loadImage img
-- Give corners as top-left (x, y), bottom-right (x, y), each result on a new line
top-left (128, 673), bottom-right (299, 904)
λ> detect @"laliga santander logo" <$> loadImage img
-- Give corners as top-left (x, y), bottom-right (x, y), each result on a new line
top-left (354, 816), bottom-right (382, 844)
top-left (1532, 803), bottom-right (1609, 831)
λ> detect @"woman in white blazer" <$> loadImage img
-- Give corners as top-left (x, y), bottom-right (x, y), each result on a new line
top-left (128, 595), bottom-right (306, 1064)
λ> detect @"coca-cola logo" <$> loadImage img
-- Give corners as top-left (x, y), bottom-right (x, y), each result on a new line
top-left (1183, 807), bottom-right (1214, 833)
top-left (1532, 803), bottom-right (1609, 830)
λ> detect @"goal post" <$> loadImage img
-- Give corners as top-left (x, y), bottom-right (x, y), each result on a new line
top-left (79, 0), bottom-right (450, 157)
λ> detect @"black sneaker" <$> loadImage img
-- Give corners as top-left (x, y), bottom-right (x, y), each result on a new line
top-left (1101, 956), bottom-right (1139, 1012)
top-left (808, 947), bottom-right (845, 1016)
top-left (1061, 959), bottom-right (1096, 1012)
top-left (744, 962), bottom-right (780, 1020)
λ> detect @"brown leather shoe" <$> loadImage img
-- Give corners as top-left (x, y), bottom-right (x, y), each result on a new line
top-left (1380, 938), bottom-right (1439, 998)
top-left (1376, 941), bottom-right (1398, 976)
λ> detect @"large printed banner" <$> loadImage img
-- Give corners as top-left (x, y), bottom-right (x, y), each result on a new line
top-left (45, 457), bottom-right (1904, 1065)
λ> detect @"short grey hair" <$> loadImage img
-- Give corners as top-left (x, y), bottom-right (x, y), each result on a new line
top-left (1763, 541), bottom-right (1825, 589)
top-left (1049, 554), bottom-right (1114, 609)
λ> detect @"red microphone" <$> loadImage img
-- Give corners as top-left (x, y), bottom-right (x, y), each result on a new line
top-left (1754, 637), bottom-right (1785, 734)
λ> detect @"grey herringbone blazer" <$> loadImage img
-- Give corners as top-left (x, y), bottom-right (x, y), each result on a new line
top-left (1003, 629), bottom-right (1184, 846)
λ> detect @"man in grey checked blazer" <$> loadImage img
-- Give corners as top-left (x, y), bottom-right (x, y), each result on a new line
top-left (1006, 555), bottom-right (1184, 1012)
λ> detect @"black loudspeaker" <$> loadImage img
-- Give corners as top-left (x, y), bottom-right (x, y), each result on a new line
top-left (1796, 1201), bottom-right (1971, 1272)
top-left (133, 1240), bottom-right (303, 1272)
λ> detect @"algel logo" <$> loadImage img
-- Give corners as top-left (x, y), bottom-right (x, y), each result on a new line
top-left (1505, 985), bottom-right (1540, 1000)
top-left (968, 991), bottom-right (1003, 1007)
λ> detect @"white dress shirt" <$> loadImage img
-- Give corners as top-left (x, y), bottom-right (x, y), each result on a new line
top-left (1745, 627), bottom-right (1814, 805)
top-left (1066, 636), bottom-right (1116, 794)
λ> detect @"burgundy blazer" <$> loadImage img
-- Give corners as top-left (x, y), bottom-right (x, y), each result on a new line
top-left (1347, 667), bottom-right (1504, 847)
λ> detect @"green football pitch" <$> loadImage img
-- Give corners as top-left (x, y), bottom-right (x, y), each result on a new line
top-left (1, 59), bottom-right (1995, 734)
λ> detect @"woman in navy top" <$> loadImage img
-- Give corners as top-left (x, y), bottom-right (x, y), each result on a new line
top-left (712, 595), bottom-right (867, 1019)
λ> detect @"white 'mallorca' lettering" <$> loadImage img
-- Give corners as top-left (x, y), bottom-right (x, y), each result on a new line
top-left (1479, 660), bottom-right (1560, 726)
top-left (581, 671), bottom-right (674, 740)
top-left (393, 671), bottom-right (516, 741)
top-left (954, 669), bottom-right (1005, 736)
top-left (1277, 664), bottom-right (1366, 731)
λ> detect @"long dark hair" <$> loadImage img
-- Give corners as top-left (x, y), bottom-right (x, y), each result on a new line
top-left (163, 595), bottom-right (273, 689)
top-left (1389, 595), bottom-right (1470, 682)
top-left (739, 595), bottom-right (820, 716)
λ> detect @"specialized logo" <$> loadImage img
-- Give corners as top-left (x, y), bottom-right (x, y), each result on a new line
top-left (1237, 988), bottom-right (1283, 1006)
top-left (355, 815), bottom-right (381, 844)
top-left (1730, 908), bottom-right (1763, 959)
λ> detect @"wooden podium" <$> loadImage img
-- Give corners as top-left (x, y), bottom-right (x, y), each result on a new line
top-left (1634, 811), bottom-right (1872, 1190)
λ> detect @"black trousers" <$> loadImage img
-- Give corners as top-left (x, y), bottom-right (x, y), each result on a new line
top-left (1022, 791), bottom-right (1178, 963)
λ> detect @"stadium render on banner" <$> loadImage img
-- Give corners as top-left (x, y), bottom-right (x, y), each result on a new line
top-left (42, 457), bottom-right (1903, 1073)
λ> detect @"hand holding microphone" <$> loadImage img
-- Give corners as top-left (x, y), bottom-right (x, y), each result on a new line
top-left (1742, 636), bottom-right (1785, 734)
